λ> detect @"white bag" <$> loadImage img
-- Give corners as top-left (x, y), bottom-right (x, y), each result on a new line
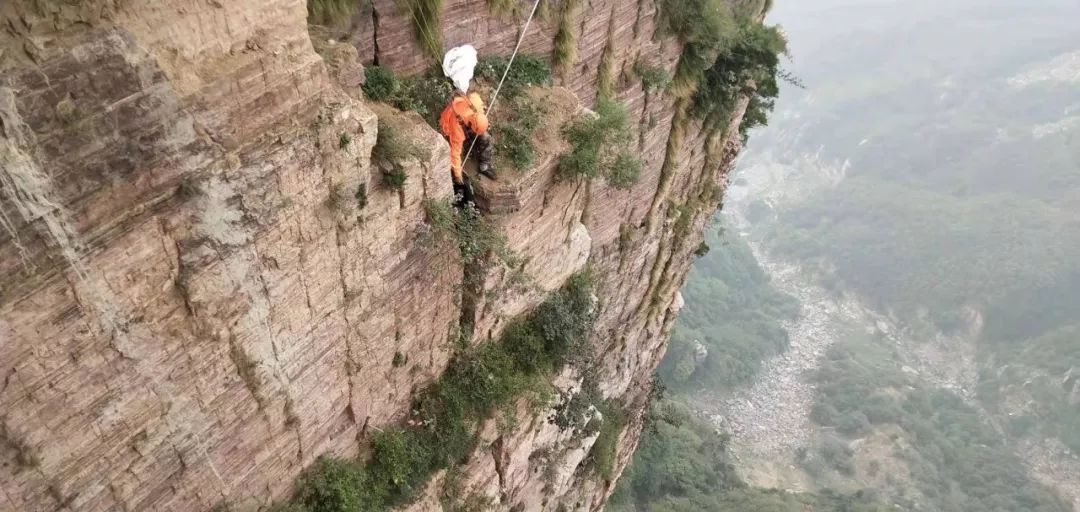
top-left (443, 45), bottom-right (478, 93)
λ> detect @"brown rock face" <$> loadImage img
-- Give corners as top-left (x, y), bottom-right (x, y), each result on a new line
top-left (0, 0), bottom-right (754, 511)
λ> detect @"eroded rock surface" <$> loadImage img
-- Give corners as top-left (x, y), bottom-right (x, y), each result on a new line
top-left (0, 0), bottom-right (757, 510)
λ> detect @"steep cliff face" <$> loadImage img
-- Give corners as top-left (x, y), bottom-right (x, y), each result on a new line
top-left (0, 0), bottom-right (754, 510)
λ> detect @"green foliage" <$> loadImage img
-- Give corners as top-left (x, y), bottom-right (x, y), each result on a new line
top-left (633, 60), bottom-right (670, 93)
top-left (362, 66), bottom-right (454, 128)
top-left (383, 169), bottom-right (407, 190)
top-left (474, 54), bottom-right (550, 171)
top-left (392, 351), bottom-right (407, 368)
top-left (693, 242), bottom-right (710, 257)
top-left (338, 132), bottom-right (351, 150)
top-left (395, 72), bottom-right (456, 126)
top-left (278, 275), bottom-right (597, 511)
top-left (373, 120), bottom-right (428, 190)
top-left (654, 0), bottom-right (785, 136)
top-left (559, 98), bottom-right (643, 189)
top-left (422, 199), bottom-right (521, 299)
top-left (656, 0), bottom-right (738, 96)
top-left (394, 0), bottom-right (443, 59)
top-left (692, 22), bottom-right (787, 137)
top-left (307, 0), bottom-right (357, 25)
top-left (978, 324), bottom-right (1080, 454)
top-left (607, 151), bottom-right (643, 190)
top-left (354, 184), bottom-right (367, 209)
top-left (611, 400), bottom-right (886, 511)
top-left (475, 54), bottom-right (552, 99)
top-left (368, 429), bottom-right (437, 503)
top-left (660, 219), bottom-right (797, 391)
top-left (587, 402), bottom-right (627, 480)
top-left (807, 334), bottom-right (1072, 512)
top-left (292, 456), bottom-right (377, 512)
top-left (552, 0), bottom-right (580, 77)
top-left (363, 67), bottom-right (399, 102)
top-left (597, 17), bottom-right (617, 100)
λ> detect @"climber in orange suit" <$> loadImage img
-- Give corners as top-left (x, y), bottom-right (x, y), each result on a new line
top-left (439, 90), bottom-right (497, 206)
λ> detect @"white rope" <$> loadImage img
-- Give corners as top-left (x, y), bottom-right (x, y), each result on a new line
top-left (462, 0), bottom-right (544, 169)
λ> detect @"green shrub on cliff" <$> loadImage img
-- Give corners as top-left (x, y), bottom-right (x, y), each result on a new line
top-left (655, 0), bottom-right (787, 138)
top-left (362, 67), bottom-right (399, 101)
top-left (363, 66), bottom-right (454, 127)
top-left (634, 60), bottom-right (671, 93)
top-left (587, 401), bottom-right (627, 480)
top-left (692, 22), bottom-right (788, 137)
top-left (475, 54), bottom-right (552, 99)
top-left (272, 273), bottom-right (597, 511)
top-left (373, 119), bottom-right (429, 190)
top-left (474, 54), bottom-right (550, 171)
top-left (656, 0), bottom-right (738, 97)
top-left (559, 98), bottom-right (643, 189)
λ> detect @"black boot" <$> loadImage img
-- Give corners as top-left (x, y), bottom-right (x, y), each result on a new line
top-left (475, 133), bottom-right (497, 180)
top-left (478, 162), bottom-right (498, 181)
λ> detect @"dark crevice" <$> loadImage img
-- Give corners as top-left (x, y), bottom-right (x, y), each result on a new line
top-left (371, 2), bottom-right (381, 66)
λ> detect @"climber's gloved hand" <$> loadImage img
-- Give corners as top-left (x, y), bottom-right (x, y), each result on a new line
top-left (453, 174), bottom-right (475, 210)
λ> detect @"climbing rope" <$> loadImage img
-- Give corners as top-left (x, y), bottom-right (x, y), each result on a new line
top-left (461, 0), bottom-right (545, 169)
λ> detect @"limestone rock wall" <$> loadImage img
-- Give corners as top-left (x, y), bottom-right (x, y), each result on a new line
top-left (0, 0), bottom-right (756, 510)
top-left (1, 1), bottom-right (460, 510)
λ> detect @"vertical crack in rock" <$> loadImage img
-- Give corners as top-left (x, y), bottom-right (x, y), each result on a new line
top-left (371, 2), bottom-right (382, 65)
top-left (333, 224), bottom-right (361, 429)
top-left (491, 437), bottom-right (508, 499)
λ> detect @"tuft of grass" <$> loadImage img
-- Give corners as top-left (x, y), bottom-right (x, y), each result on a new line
top-left (486, 0), bottom-right (521, 18)
top-left (596, 14), bottom-right (617, 100)
top-left (363, 66), bottom-right (399, 102)
top-left (292, 456), bottom-right (379, 511)
top-left (559, 98), bottom-right (643, 189)
top-left (475, 54), bottom-right (552, 99)
top-left (373, 119), bottom-right (430, 190)
top-left (633, 60), bottom-right (670, 93)
top-left (363, 65), bottom-right (454, 128)
top-left (176, 178), bottom-right (202, 201)
top-left (551, 0), bottom-right (580, 77)
top-left (338, 132), bottom-right (351, 150)
top-left (355, 183), bottom-right (368, 209)
top-left (495, 96), bottom-right (543, 171)
top-left (307, 0), bottom-right (358, 26)
top-left (474, 54), bottom-right (550, 171)
top-left (423, 199), bottom-right (518, 273)
top-left (394, 0), bottom-right (444, 60)
top-left (55, 94), bottom-right (79, 125)
top-left (383, 169), bottom-right (407, 190)
top-left (392, 351), bottom-right (407, 368)
top-left (607, 152), bottom-right (643, 190)
top-left (586, 401), bottom-right (627, 480)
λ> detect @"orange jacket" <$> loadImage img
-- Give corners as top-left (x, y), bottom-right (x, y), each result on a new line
top-left (439, 92), bottom-right (489, 182)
